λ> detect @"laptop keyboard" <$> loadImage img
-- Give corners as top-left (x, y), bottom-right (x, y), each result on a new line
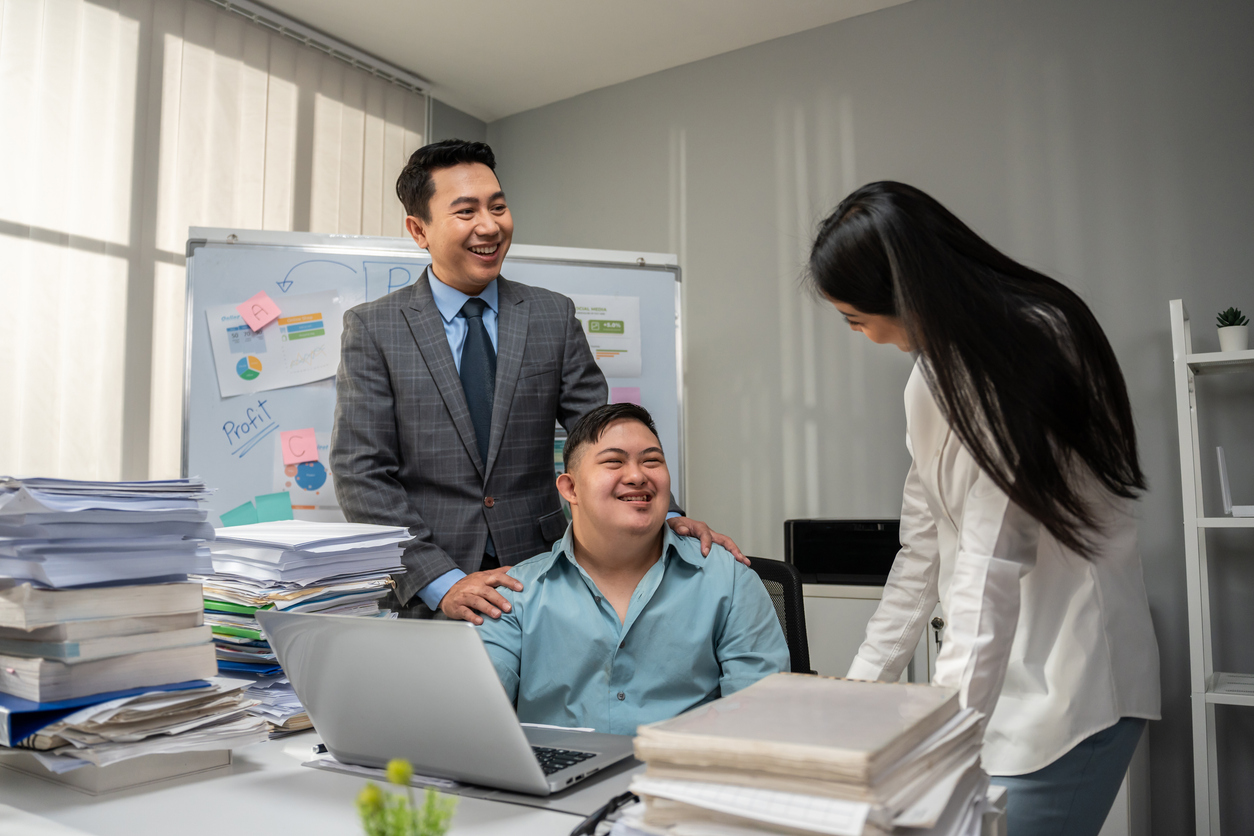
top-left (532, 746), bottom-right (597, 776)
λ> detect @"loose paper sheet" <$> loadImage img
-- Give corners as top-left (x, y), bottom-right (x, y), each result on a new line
top-left (206, 290), bottom-right (344, 397)
top-left (570, 294), bottom-right (642, 378)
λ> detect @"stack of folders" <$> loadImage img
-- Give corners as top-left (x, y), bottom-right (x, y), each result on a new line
top-left (191, 520), bottom-right (407, 736)
top-left (0, 478), bottom-right (267, 772)
top-left (621, 674), bottom-right (989, 836)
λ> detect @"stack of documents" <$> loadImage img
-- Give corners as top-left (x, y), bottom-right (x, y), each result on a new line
top-left (192, 520), bottom-right (406, 734)
top-left (1, 678), bottom-right (268, 773)
top-left (204, 520), bottom-right (408, 584)
top-left (624, 674), bottom-right (990, 836)
top-left (0, 582), bottom-right (216, 703)
top-left (236, 673), bottom-right (311, 735)
top-left (0, 478), bottom-right (266, 772)
top-left (0, 477), bottom-right (214, 586)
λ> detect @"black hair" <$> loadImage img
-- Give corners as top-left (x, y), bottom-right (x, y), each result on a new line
top-left (563, 404), bottom-right (661, 472)
top-left (395, 139), bottom-right (497, 221)
top-left (808, 181), bottom-right (1145, 557)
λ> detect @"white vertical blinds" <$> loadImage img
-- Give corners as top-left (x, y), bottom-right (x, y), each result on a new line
top-left (0, 0), bottom-right (140, 480)
top-left (0, 0), bottom-right (427, 480)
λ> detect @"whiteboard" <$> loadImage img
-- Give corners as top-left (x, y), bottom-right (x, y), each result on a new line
top-left (182, 229), bottom-right (683, 522)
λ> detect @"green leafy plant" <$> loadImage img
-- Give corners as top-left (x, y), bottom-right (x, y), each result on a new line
top-left (356, 758), bottom-right (457, 836)
top-left (1216, 307), bottom-right (1249, 327)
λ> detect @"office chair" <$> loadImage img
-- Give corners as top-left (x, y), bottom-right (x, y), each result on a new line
top-left (747, 557), bottom-right (815, 675)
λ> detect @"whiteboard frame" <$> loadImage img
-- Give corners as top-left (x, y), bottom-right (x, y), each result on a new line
top-left (181, 228), bottom-right (686, 506)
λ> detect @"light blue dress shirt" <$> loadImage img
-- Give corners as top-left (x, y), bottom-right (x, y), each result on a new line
top-left (417, 271), bottom-right (499, 610)
top-left (475, 524), bottom-right (790, 734)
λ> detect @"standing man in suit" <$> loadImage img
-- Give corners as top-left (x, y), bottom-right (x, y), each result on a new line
top-left (332, 139), bottom-right (741, 623)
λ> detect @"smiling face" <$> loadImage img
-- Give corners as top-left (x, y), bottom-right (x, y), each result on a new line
top-left (557, 418), bottom-right (671, 540)
top-left (829, 299), bottom-right (913, 351)
top-left (404, 162), bottom-right (513, 295)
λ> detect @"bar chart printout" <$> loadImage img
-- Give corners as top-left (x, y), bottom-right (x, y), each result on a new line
top-left (206, 290), bottom-right (344, 397)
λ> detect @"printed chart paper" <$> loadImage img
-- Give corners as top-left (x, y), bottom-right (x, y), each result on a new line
top-left (569, 294), bottom-right (641, 378)
top-left (273, 430), bottom-right (339, 519)
top-left (206, 290), bottom-right (343, 397)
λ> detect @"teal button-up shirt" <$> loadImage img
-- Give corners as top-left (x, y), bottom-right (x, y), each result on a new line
top-left (475, 524), bottom-right (790, 734)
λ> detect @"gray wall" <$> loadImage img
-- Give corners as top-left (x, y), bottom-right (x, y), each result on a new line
top-left (486, 0), bottom-right (1254, 831)
top-left (430, 98), bottom-right (487, 144)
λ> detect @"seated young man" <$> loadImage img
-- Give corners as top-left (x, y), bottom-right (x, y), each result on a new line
top-left (476, 403), bottom-right (789, 734)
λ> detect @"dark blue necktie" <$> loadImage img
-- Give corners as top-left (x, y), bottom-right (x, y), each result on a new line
top-left (458, 297), bottom-right (496, 465)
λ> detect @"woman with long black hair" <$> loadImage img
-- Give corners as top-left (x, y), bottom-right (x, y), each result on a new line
top-left (809, 182), bottom-right (1160, 835)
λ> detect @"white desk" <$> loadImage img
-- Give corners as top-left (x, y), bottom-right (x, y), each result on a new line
top-left (0, 733), bottom-right (1006, 836)
top-left (0, 733), bottom-right (593, 836)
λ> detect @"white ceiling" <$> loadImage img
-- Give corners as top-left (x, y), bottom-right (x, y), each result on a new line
top-left (258, 0), bottom-right (914, 122)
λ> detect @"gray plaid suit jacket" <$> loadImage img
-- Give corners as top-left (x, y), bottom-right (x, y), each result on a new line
top-left (331, 270), bottom-right (608, 605)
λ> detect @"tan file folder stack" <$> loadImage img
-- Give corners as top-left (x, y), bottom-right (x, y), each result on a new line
top-left (626, 673), bottom-right (991, 836)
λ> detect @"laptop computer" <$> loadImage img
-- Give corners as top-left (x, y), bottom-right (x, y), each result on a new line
top-left (255, 610), bottom-right (636, 795)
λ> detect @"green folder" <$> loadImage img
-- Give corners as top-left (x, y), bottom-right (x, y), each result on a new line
top-left (204, 599), bottom-right (274, 616)
top-left (220, 501), bottom-right (259, 527)
top-left (210, 625), bottom-right (263, 641)
top-left (254, 491), bottom-right (294, 522)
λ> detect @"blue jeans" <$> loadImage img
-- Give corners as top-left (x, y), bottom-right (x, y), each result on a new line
top-left (990, 717), bottom-right (1146, 836)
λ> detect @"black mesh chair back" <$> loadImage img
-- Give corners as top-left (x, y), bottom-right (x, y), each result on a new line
top-left (747, 557), bottom-right (814, 674)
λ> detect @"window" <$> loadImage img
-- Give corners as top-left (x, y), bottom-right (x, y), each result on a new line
top-left (0, 0), bottom-right (427, 479)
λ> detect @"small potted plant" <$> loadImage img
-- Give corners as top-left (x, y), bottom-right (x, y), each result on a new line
top-left (1216, 307), bottom-right (1250, 353)
top-left (356, 758), bottom-right (457, 836)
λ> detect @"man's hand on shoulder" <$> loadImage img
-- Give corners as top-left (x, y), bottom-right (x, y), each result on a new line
top-left (666, 517), bottom-right (749, 566)
top-left (439, 567), bottom-right (524, 625)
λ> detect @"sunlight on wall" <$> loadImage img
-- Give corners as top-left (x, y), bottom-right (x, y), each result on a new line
top-left (147, 20), bottom-right (425, 478)
top-left (310, 85), bottom-right (424, 236)
top-left (0, 0), bottom-right (138, 244)
top-left (0, 237), bottom-right (129, 477)
top-left (0, 0), bottom-right (138, 478)
top-left (154, 25), bottom-right (300, 254)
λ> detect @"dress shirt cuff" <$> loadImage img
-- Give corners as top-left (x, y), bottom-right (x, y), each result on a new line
top-left (846, 655), bottom-right (886, 682)
top-left (418, 568), bottom-right (466, 611)
top-left (666, 511), bottom-right (681, 520)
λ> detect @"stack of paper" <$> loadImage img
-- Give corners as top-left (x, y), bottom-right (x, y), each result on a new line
top-left (0, 478), bottom-right (266, 772)
top-left (192, 520), bottom-right (406, 735)
top-left (236, 673), bottom-right (311, 735)
top-left (626, 674), bottom-right (990, 836)
top-left (0, 477), bottom-right (214, 586)
top-left (3, 678), bottom-right (268, 773)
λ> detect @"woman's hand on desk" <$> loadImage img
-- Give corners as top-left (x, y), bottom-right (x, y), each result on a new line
top-left (666, 517), bottom-right (749, 566)
top-left (439, 567), bottom-right (524, 624)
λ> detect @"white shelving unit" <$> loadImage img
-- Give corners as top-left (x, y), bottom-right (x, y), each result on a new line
top-left (1169, 300), bottom-right (1254, 835)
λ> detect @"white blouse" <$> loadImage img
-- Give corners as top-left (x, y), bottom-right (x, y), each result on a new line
top-left (846, 362), bottom-right (1161, 776)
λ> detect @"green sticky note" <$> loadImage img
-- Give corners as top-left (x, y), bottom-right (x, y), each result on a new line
top-left (220, 501), bottom-right (259, 527)
top-left (254, 491), bottom-right (294, 522)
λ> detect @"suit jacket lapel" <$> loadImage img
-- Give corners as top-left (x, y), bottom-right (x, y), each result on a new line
top-left (401, 268), bottom-right (485, 478)
top-left (485, 277), bottom-right (528, 478)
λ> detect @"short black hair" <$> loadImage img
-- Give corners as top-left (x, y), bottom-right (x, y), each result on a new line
top-left (396, 139), bottom-right (497, 222)
top-left (563, 403), bottom-right (661, 472)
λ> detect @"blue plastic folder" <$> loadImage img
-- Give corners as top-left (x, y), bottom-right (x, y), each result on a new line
top-left (0, 680), bottom-right (207, 747)
top-left (216, 660), bottom-right (283, 677)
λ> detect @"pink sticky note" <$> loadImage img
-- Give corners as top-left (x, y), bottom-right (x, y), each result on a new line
top-left (611, 387), bottom-right (642, 406)
top-left (280, 428), bottom-right (319, 465)
top-left (236, 291), bottom-right (281, 332)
